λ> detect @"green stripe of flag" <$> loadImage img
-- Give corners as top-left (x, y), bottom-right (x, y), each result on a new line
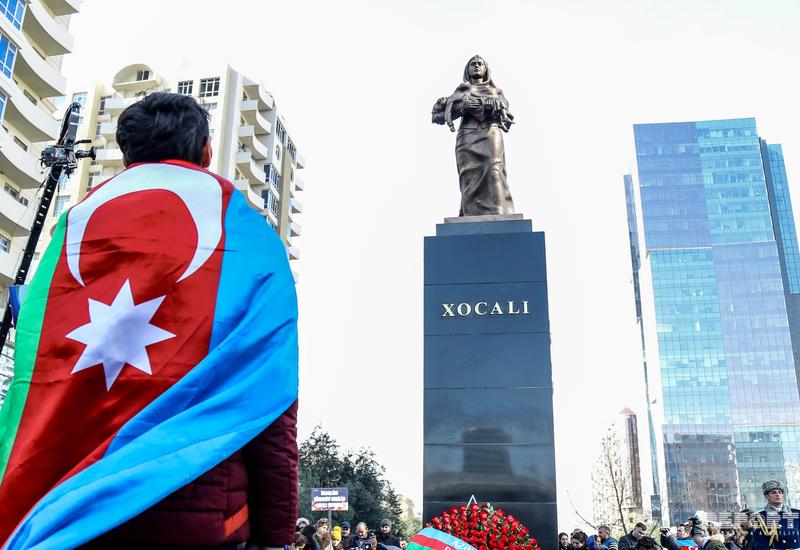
top-left (0, 216), bottom-right (66, 484)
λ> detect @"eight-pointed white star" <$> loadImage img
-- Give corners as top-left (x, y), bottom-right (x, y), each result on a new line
top-left (66, 279), bottom-right (175, 390)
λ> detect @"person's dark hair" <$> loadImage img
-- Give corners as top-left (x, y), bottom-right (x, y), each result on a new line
top-left (636, 537), bottom-right (656, 550)
top-left (301, 524), bottom-right (317, 542)
top-left (572, 532), bottom-right (588, 544)
top-left (295, 533), bottom-right (307, 547)
top-left (116, 92), bottom-right (210, 166)
top-left (635, 523), bottom-right (647, 531)
top-left (560, 533), bottom-right (569, 539)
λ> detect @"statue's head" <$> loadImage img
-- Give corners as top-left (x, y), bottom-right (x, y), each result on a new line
top-left (464, 55), bottom-right (489, 84)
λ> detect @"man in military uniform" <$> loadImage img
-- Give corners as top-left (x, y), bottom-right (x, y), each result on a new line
top-left (752, 480), bottom-right (799, 550)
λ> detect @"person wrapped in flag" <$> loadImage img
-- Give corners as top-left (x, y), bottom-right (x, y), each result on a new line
top-left (0, 92), bottom-right (299, 550)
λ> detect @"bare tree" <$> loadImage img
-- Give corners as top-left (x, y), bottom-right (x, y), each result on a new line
top-left (592, 428), bottom-right (645, 535)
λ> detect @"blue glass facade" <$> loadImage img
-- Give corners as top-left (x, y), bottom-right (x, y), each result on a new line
top-left (632, 118), bottom-right (800, 523)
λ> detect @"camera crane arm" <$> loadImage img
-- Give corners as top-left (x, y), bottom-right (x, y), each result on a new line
top-left (0, 101), bottom-right (95, 352)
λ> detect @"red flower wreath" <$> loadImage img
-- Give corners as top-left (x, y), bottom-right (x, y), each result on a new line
top-left (426, 503), bottom-right (540, 550)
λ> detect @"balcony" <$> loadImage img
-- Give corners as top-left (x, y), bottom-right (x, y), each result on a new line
top-left (0, 249), bottom-right (18, 285)
top-left (238, 125), bottom-right (269, 160)
top-left (14, 43), bottom-right (67, 98)
top-left (22, 1), bottom-right (74, 56)
top-left (112, 64), bottom-right (163, 94)
top-left (242, 78), bottom-right (274, 111)
top-left (0, 190), bottom-right (33, 236)
top-left (40, 0), bottom-right (81, 16)
top-left (266, 207), bottom-right (278, 229)
top-left (232, 178), bottom-right (264, 211)
top-left (0, 130), bottom-right (44, 188)
top-left (296, 152), bottom-right (306, 169)
top-left (2, 79), bottom-right (59, 142)
top-left (239, 100), bottom-right (271, 135)
top-left (99, 121), bottom-right (116, 139)
top-left (289, 222), bottom-right (301, 237)
top-left (290, 198), bottom-right (303, 214)
top-left (95, 148), bottom-right (123, 167)
top-left (92, 135), bottom-right (106, 148)
top-left (287, 245), bottom-right (299, 261)
top-left (235, 151), bottom-right (265, 187)
top-left (294, 176), bottom-right (304, 192)
top-left (104, 96), bottom-right (135, 115)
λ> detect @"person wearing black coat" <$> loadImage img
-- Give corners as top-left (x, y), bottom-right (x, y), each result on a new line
top-left (376, 519), bottom-right (401, 548)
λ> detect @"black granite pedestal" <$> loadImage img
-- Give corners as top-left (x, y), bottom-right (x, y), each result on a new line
top-left (423, 217), bottom-right (557, 549)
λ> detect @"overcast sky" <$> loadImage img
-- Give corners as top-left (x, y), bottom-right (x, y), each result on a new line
top-left (62, 0), bottom-right (800, 531)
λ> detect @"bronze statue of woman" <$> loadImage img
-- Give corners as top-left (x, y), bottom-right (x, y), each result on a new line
top-left (433, 55), bottom-right (515, 216)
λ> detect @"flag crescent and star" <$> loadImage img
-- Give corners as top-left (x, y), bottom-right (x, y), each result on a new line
top-left (0, 160), bottom-right (299, 550)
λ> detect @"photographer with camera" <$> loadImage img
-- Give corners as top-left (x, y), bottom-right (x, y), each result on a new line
top-left (661, 524), bottom-right (695, 550)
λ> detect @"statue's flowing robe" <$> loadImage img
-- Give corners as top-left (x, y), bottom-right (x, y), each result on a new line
top-left (455, 82), bottom-right (514, 216)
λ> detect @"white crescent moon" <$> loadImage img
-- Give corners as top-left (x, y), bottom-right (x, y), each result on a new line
top-left (65, 163), bottom-right (223, 287)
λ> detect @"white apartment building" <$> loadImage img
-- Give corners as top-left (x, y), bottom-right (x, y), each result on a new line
top-left (0, 0), bottom-right (81, 401)
top-left (41, 62), bottom-right (305, 279)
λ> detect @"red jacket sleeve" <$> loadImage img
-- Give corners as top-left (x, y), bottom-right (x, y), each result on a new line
top-left (244, 399), bottom-right (299, 546)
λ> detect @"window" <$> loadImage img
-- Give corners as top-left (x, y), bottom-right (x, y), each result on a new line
top-left (87, 175), bottom-right (102, 191)
top-left (0, 0), bottom-right (25, 30)
top-left (265, 164), bottom-right (280, 188)
top-left (95, 122), bottom-right (102, 137)
top-left (136, 70), bottom-right (150, 81)
top-left (203, 102), bottom-right (217, 118)
top-left (3, 183), bottom-right (25, 205)
top-left (0, 90), bottom-right (6, 122)
top-left (98, 95), bottom-right (111, 115)
top-left (3, 183), bottom-right (17, 200)
top-left (266, 192), bottom-right (280, 218)
top-left (72, 92), bottom-right (87, 124)
top-left (12, 135), bottom-right (26, 151)
top-left (0, 235), bottom-right (9, 253)
top-left (0, 32), bottom-right (17, 78)
top-left (275, 121), bottom-right (286, 144)
top-left (198, 77), bottom-right (220, 98)
top-left (52, 196), bottom-right (69, 218)
top-left (57, 173), bottom-right (69, 192)
top-left (274, 144), bottom-right (281, 161)
top-left (72, 92), bottom-right (87, 107)
top-left (177, 80), bottom-right (193, 95)
top-left (22, 89), bottom-right (35, 105)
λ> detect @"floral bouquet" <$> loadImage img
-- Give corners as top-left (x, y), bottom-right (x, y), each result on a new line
top-left (426, 503), bottom-right (540, 550)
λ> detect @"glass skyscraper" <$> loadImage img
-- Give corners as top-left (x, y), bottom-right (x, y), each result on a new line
top-left (627, 118), bottom-right (800, 524)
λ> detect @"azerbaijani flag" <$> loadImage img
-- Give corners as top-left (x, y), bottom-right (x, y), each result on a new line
top-left (0, 160), bottom-right (298, 549)
top-left (409, 528), bottom-right (477, 550)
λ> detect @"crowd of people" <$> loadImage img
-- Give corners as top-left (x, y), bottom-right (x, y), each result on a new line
top-left (290, 517), bottom-right (407, 550)
top-left (558, 479), bottom-right (798, 550)
top-left (558, 520), bottom-right (743, 550)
